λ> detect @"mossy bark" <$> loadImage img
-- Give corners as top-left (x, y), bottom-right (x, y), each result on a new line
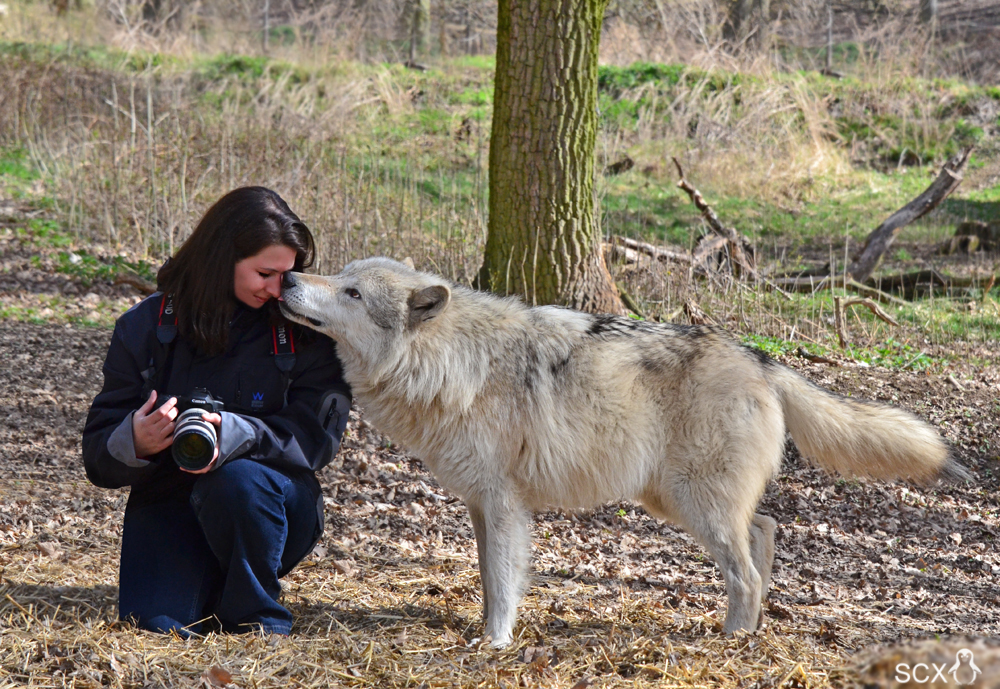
top-left (479, 0), bottom-right (625, 315)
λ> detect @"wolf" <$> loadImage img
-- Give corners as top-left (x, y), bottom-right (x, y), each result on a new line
top-left (279, 257), bottom-right (959, 648)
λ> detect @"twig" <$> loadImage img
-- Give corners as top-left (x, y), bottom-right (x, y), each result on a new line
top-left (671, 157), bottom-right (757, 279)
top-left (834, 296), bottom-right (847, 349)
top-left (796, 347), bottom-right (840, 366)
top-left (834, 296), bottom-right (899, 348)
top-left (683, 300), bottom-right (714, 325)
top-left (982, 273), bottom-right (996, 303)
top-left (842, 298), bottom-right (900, 327)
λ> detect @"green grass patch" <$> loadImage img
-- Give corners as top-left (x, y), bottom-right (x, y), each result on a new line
top-left (601, 164), bottom-right (962, 245)
top-left (742, 333), bottom-right (934, 371)
top-left (54, 251), bottom-right (157, 287)
top-left (0, 148), bottom-right (39, 183)
top-left (16, 219), bottom-right (73, 249)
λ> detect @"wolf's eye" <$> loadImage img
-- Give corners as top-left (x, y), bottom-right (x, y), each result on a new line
top-left (346, 288), bottom-right (361, 300)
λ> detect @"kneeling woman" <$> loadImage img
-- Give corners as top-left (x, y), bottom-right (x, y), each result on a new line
top-left (83, 187), bottom-right (351, 636)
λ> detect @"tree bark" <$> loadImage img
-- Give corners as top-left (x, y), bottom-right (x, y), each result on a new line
top-left (408, 0), bottom-right (432, 62)
top-left (847, 148), bottom-right (972, 282)
top-left (919, 0), bottom-right (938, 24)
top-left (479, 0), bottom-right (625, 315)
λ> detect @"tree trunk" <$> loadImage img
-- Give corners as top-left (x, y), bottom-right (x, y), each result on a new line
top-left (480, 0), bottom-right (625, 315)
top-left (409, 0), bottom-right (432, 61)
top-left (919, 0), bottom-right (938, 24)
top-left (725, 0), bottom-right (770, 48)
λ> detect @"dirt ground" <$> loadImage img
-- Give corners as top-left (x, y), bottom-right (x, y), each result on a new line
top-left (0, 245), bottom-right (998, 686)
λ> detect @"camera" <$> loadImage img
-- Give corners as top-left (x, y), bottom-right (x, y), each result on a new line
top-left (171, 388), bottom-right (225, 471)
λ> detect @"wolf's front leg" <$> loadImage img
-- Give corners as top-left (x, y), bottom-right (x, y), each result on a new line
top-left (466, 491), bottom-right (529, 648)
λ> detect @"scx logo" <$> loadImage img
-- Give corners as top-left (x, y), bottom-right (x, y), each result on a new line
top-left (896, 649), bottom-right (981, 685)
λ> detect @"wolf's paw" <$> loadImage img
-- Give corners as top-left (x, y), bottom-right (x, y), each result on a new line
top-left (483, 630), bottom-right (513, 649)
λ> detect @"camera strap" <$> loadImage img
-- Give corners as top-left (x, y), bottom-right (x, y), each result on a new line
top-left (141, 293), bottom-right (179, 399)
top-left (272, 323), bottom-right (297, 404)
top-left (157, 293), bottom-right (178, 344)
top-left (141, 293), bottom-right (298, 402)
top-left (272, 323), bottom-right (296, 372)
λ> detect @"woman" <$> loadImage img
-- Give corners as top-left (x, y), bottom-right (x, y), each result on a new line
top-left (83, 187), bottom-right (351, 636)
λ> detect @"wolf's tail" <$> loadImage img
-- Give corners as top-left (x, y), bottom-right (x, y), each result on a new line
top-left (766, 365), bottom-right (963, 483)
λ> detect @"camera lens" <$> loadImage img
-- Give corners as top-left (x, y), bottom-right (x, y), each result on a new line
top-left (172, 408), bottom-right (217, 470)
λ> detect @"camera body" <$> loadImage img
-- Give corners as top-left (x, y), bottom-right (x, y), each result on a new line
top-left (171, 388), bottom-right (225, 471)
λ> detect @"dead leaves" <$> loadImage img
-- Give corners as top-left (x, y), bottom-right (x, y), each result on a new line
top-left (201, 665), bottom-right (238, 689)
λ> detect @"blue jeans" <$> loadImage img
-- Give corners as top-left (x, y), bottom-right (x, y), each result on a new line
top-left (118, 459), bottom-right (321, 636)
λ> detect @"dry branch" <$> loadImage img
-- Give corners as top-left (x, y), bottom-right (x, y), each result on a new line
top-left (868, 269), bottom-right (986, 300)
top-left (834, 296), bottom-right (847, 348)
top-left (795, 347), bottom-right (840, 366)
top-left (114, 272), bottom-right (157, 295)
top-left (848, 148), bottom-right (973, 282)
top-left (672, 157), bottom-right (757, 279)
top-left (843, 298), bottom-right (900, 327)
top-left (770, 275), bottom-right (908, 306)
top-left (611, 236), bottom-right (692, 264)
top-left (834, 296), bottom-right (899, 348)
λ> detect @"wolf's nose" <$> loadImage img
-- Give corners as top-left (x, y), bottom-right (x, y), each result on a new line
top-left (282, 272), bottom-right (297, 288)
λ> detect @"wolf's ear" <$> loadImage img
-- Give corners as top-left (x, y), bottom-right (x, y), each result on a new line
top-left (407, 284), bottom-right (450, 328)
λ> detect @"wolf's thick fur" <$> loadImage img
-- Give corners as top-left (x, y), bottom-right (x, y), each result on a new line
top-left (280, 257), bottom-right (955, 647)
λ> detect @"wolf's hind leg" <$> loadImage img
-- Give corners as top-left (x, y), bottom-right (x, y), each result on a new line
top-left (467, 503), bottom-right (491, 623)
top-left (693, 517), bottom-right (762, 634)
top-left (749, 513), bottom-right (776, 609)
top-left (466, 491), bottom-right (529, 648)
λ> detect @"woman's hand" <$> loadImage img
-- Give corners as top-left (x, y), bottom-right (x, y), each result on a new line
top-left (178, 412), bottom-right (222, 474)
top-left (132, 390), bottom-right (178, 457)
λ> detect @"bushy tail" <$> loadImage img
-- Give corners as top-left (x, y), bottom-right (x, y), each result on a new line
top-left (767, 365), bottom-right (961, 483)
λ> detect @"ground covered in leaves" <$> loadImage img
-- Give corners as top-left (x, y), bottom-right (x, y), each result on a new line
top-left (1, 244), bottom-right (998, 688)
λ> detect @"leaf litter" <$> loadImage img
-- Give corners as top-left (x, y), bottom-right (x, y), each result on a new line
top-left (0, 314), bottom-right (997, 687)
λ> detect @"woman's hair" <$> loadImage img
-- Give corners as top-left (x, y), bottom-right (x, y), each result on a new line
top-left (157, 186), bottom-right (315, 355)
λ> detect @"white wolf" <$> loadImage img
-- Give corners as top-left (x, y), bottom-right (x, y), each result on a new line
top-left (279, 257), bottom-right (958, 648)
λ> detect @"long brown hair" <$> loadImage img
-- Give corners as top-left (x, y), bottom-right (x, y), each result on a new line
top-left (157, 187), bottom-right (315, 355)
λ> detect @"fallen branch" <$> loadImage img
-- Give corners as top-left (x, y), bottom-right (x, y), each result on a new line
top-left (672, 157), bottom-right (757, 279)
top-left (848, 148), bottom-right (973, 282)
top-left (867, 269), bottom-right (992, 300)
top-left (770, 275), bottom-right (908, 306)
top-left (114, 272), bottom-right (156, 295)
top-left (611, 236), bottom-right (692, 264)
top-left (834, 296), bottom-right (900, 348)
top-left (795, 347), bottom-right (840, 366)
top-left (844, 297), bottom-right (900, 326)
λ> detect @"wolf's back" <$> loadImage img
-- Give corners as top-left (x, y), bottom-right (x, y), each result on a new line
top-left (766, 365), bottom-right (956, 482)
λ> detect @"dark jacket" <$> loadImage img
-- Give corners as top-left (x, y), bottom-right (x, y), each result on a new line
top-left (83, 292), bottom-right (352, 516)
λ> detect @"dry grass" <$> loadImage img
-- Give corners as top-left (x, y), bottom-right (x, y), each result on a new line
top-left (2, 389), bottom-right (998, 687)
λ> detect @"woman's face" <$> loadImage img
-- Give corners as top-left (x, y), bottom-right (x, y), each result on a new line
top-left (233, 244), bottom-right (298, 309)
